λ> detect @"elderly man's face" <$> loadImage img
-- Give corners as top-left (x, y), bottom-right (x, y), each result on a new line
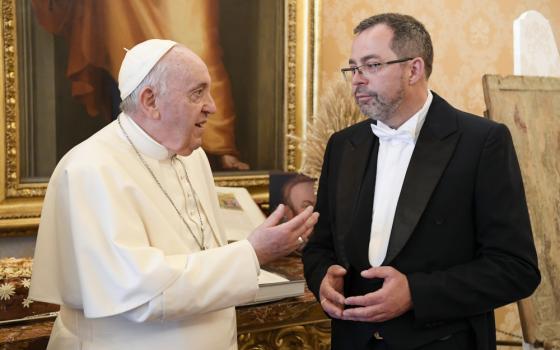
top-left (350, 24), bottom-right (408, 125)
top-left (156, 49), bottom-right (216, 156)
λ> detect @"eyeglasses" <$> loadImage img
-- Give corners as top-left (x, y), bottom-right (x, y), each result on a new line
top-left (341, 57), bottom-right (413, 81)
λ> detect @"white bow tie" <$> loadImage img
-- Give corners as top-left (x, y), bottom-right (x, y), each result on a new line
top-left (370, 123), bottom-right (415, 144)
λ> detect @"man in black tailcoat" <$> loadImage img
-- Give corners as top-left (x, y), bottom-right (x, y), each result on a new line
top-left (303, 13), bottom-right (540, 350)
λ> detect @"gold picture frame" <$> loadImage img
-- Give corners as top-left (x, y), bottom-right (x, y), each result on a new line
top-left (0, 0), bottom-right (321, 236)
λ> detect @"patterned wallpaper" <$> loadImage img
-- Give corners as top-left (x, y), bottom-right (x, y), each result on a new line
top-left (318, 0), bottom-right (560, 116)
top-left (316, 0), bottom-right (560, 346)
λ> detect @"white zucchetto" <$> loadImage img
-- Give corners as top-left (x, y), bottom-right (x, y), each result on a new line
top-left (118, 39), bottom-right (178, 100)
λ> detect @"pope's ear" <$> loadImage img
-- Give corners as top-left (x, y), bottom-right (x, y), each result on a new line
top-left (138, 86), bottom-right (160, 120)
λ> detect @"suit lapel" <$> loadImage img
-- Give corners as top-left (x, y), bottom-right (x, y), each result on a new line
top-left (383, 94), bottom-right (460, 265)
top-left (345, 142), bottom-right (379, 270)
top-left (336, 121), bottom-right (378, 270)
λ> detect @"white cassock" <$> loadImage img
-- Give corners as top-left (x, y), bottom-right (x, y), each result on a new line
top-left (29, 113), bottom-right (259, 350)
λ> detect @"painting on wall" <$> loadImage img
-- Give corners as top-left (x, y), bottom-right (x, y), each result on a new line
top-left (18, 0), bottom-right (285, 180)
top-left (0, 0), bottom-right (317, 234)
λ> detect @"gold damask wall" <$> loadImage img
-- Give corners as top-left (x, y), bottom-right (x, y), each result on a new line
top-left (316, 0), bottom-right (560, 346)
top-left (318, 0), bottom-right (560, 116)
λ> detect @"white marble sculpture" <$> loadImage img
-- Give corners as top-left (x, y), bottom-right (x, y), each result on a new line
top-left (514, 10), bottom-right (560, 77)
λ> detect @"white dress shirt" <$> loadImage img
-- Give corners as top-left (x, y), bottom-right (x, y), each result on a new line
top-left (368, 91), bottom-right (433, 266)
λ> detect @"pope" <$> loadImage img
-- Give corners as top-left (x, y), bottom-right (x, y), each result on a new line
top-left (30, 39), bottom-right (319, 350)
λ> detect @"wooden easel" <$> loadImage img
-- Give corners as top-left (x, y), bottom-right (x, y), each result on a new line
top-left (483, 75), bottom-right (560, 350)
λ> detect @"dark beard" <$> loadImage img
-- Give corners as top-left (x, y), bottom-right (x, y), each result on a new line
top-left (356, 87), bottom-right (404, 123)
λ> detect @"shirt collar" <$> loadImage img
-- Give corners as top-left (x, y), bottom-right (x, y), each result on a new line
top-left (376, 90), bottom-right (433, 142)
top-left (119, 113), bottom-right (175, 160)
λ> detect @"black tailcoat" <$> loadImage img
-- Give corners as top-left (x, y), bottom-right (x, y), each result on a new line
top-left (303, 92), bottom-right (540, 350)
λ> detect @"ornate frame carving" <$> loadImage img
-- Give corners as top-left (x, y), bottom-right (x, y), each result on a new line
top-left (0, 0), bottom-right (320, 235)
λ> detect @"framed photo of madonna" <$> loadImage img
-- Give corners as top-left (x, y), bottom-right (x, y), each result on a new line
top-left (0, 0), bottom-right (320, 235)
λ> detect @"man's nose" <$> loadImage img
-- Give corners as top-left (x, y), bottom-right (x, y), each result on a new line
top-left (352, 70), bottom-right (368, 86)
top-left (203, 94), bottom-right (217, 114)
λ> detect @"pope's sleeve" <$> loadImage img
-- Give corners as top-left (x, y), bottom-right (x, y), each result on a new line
top-left (37, 157), bottom-right (258, 319)
top-left (160, 240), bottom-right (258, 320)
top-left (120, 240), bottom-right (259, 322)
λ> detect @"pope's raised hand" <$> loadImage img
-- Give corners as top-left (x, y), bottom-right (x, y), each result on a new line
top-left (248, 204), bottom-right (319, 265)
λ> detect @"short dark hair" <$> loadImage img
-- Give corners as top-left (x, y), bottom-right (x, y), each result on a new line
top-left (354, 13), bottom-right (433, 79)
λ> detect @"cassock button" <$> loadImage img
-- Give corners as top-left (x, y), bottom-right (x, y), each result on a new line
top-left (373, 331), bottom-right (384, 340)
